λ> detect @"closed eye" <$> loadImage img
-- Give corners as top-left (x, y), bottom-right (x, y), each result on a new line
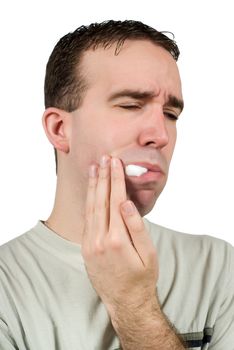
top-left (119, 105), bottom-right (178, 120)
top-left (119, 104), bottom-right (141, 110)
top-left (164, 112), bottom-right (178, 121)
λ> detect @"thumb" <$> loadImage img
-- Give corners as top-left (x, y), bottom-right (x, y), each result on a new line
top-left (120, 201), bottom-right (157, 267)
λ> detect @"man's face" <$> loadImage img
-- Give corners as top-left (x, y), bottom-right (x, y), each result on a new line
top-left (68, 39), bottom-right (183, 216)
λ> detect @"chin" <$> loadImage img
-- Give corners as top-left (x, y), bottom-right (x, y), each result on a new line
top-left (129, 193), bottom-right (159, 217)
top-left (136, 201), bottom-right (156, 217)
top-left (126, 180), bottom-right (167, 217)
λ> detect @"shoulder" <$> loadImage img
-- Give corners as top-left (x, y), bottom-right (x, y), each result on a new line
top-left (143, 218), bottom-right (234, 340)
top-left (144, 217), bottom-right (233, 252)
top-left (0, 226), bottom-right (37, 268)
top-left (143, 217), bottom-right (234, 276)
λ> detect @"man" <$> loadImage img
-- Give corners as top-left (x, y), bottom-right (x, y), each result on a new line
top-left (0, 20), bottom-right (233, 350)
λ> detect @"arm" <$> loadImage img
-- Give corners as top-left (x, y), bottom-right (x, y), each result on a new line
top-left (110, 294), bottom-right (185, 349)
top-left (82, 155), bottom-right (186, 349)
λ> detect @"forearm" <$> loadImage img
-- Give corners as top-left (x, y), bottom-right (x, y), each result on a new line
top-left (110, 299), bottom-right (186, 350)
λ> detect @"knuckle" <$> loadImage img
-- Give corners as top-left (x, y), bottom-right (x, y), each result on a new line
top-left (113, 174), bottom-right (121, 182)
top-left (108, 235), bottom-right (123, 250)
top-left (134, 221), bottom-right (145, 234)
top-left (99, 169), bottom-right (108, 180)
top-left (111, 197), bottom-right (122, 207)
top-left (96, 200), bottom-right (110, 213)
top-left (111, 168), bottom-right (121, 180)
top-left (93, 240), bottom-right (105, 255)
top-left (88, 178), bottom-right (97, 188)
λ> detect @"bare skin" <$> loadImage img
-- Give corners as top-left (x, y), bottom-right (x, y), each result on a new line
top-left (42, 39), bottom-right (185, 348)
top-left (42, 40), bottom-right (183, 244)
top-left (82, 155), bottom-right (185, 349)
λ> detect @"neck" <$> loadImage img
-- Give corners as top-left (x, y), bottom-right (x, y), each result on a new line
top-left (44, 175), bottom-right (86, 245)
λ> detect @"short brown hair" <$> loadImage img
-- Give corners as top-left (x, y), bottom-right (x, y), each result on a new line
top-left (44, 20), bottom-right (180, 174)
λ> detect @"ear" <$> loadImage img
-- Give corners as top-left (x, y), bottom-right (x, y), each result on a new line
top-left (42, 107), bottom-right (71, 153)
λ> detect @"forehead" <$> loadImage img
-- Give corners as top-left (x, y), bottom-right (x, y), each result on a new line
top-left (81, 39), bottom-right (182, 100)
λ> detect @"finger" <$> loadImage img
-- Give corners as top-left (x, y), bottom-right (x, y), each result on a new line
top-left (120, 200), bottom-right (158, 267)
top-left (94, 155), bottom-right (111, 236)
top-left (83, 164), bottom-right (98, 243)
top-left (109, 157), bottom-right (127, 230)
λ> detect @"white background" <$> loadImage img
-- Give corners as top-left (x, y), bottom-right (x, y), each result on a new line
top-left (0, 0), bottom-right (233, 245)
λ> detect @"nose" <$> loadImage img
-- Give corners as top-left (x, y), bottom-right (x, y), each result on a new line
top-left (138, 105), bottom-right (169, 149)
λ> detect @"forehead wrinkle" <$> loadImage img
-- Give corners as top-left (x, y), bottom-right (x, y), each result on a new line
top-left (107, 88), bottom-right (159, 102)
top-left (107, 89), bottom-right (184, 112)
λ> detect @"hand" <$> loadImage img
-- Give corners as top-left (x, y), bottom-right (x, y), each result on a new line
top-left (82, 154), bottom-right (159, 317)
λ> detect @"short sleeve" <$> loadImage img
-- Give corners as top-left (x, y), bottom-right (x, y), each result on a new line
top-left (208, 244), bottom-right (234, 349)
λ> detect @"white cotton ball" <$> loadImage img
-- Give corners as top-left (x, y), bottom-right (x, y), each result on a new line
top-left (125, 164), bottom-right (148, 177)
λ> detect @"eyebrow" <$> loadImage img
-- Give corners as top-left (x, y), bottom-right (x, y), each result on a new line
top-left (165, 94), bottom-right (184, 112)
top-left (107, 89), bottom-right (184, 113)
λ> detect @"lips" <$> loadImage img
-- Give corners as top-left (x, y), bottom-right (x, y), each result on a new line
top-left (123, 162), bottom-right (165, 184)
top-left (124, 162), bottom-right (164, 174)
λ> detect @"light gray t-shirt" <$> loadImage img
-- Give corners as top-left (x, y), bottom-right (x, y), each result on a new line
top-left (0, 219), bottom-right (233, 349)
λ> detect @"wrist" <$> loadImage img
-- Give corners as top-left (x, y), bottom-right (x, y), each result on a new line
top-left (109, 295), bottom-right (161, 331)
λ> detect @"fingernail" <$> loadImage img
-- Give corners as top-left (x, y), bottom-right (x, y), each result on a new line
top-left (100, 155), bottom-right (108, 168)
top-left (111, 157), bottom-right (119, 168)
top-left (89, 165), bottom-right (97, 178)
top-left (121, 201), bottom-right (135, 215)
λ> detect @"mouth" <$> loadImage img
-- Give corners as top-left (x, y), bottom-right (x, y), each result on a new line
top-left (124, 162), bottom-right (164, 183)
top-left (125, 162), bottom-right (163, 174)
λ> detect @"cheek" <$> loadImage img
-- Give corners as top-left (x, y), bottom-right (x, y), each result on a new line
top-left (93, 116), bottom-right (132, 150)
top-left (169, 125), bottom-right (177, 145)
top-left (166, 126), bottom-right (177, 160)
top-left (72, 121), bottom-right (118, 167)
top-left (105, 125), bottom-right (133, 155)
